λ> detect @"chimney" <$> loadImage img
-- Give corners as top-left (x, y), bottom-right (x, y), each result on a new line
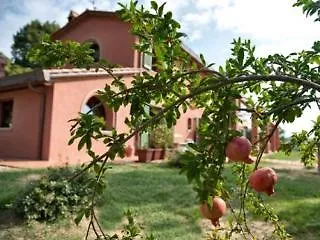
top-left (0, 56), bottom-right (5, 79)
top-left (68, 10), bottom-right (79, 22)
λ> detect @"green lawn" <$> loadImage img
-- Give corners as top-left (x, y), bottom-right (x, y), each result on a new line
top-left (0, 168), bottom-right (46, 209)
top-left (264, 151), bottom-right (302, 161)
top-left (100, 164), bottom-right (200, 240)
top-left (264, 168), bottom-right (320, 240)
top-left (0, 163), bottom-right (319, 239)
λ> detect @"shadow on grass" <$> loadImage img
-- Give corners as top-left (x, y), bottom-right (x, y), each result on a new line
top-left (0, 169), bottom-right (44, 208)
top-left (0, 209), bottom-right (23, 230)
top-left (270, 168), bottom-right (320, 200)
top-left (0, 169), bottom-right (44, 230)
top-left (99, 164), bottom-right (201, 239)
top-left (261, 168), bottom-right (320, 239)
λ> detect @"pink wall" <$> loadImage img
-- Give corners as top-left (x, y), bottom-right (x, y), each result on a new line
top-left (54, 15), bottom-right (139, 68)
top-left (47, 75), bottom-right (136, 165)
top-left (174, 108), bottom-right (203, 144)
top-left (42, 86), bottom-right (54, 160)
top-left (0, 88), bottom-right (43, 159)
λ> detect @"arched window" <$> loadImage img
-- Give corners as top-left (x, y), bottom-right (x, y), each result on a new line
top-left (81, 96), bottom-right (114, 131)
top-left (88, 41), bottom-right (100, 62)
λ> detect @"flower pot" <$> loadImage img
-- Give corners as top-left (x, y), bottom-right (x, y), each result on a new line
top-left (137, 149), bottom-right (153, 162)
top-left (137, 148), bottom-right (166, 162)
top-left (152, 148), bottom-right (163, 160)
top-left (160, 149), bottom-right (166, 159)
top-left (125, 145), bottom-right (133, 157)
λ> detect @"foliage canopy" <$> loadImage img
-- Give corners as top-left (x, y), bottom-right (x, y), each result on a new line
top-left (12, 20), bottom-right (59, 68)
top-left (28, 1), bottom-right (320, 239)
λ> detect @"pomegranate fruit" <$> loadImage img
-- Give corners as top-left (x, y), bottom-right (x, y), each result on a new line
top-left (199, 196), bottom-right (227, 226)
top-left (225, 136), bottom-right (254, 164)
top-left (199, 202), bottom-right (213, 219)
top-left (249, 167), bottom-right (278, 196)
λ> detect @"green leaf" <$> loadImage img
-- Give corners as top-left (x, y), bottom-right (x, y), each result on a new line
top-left (68, 136), bottom-right (77, 145)
top-left (78, 136), bottom-right (87, 151)
top-left (158, 3), bottom-right (166, 16)
top-left (237, 48), bottom-right (244, 67)
top-left (94, 163), bottom-right (100, 174)
top-left (75, 211), bottom-right (85, 225)
top-left (165, 11), bottom-right (172, 20)
top-left (200, 53), bottom-right (206, 65)
top-left (151, 1), bottom-right (158, 10)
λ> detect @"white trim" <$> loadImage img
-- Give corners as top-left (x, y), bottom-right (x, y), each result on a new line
top-left (43, 68), bottom-right (148, 82)
top-left (101, 130), bottom-right (112, 136)
top-left (0, 127), bottom-right (12, 131)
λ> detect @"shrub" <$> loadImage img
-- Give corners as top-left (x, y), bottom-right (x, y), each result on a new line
top-left (15, 167), bottom-right (95, 222)
top-left (149, 120), bottom-right (174, 149)
top-left (167, 150), bottom-right (185, 168)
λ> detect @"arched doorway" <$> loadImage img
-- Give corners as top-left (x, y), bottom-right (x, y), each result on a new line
top-left (81, 96), bottom-right (114, 131)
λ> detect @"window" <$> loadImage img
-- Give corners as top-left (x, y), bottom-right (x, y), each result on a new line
top-left (142, 45), bottom-right (153, 70)
top-left (81, 96), bottom-right (113, 131)
top-left (143, 52), bottom-right (153, 70)
top-left (0, 100), bottom-right (13, 128)
top-left (89, 42), bottom-right (100, 62)
top-left (193, 118), bottom-right (199, 128)
top-left (187, 118), bottom-right (192, 130)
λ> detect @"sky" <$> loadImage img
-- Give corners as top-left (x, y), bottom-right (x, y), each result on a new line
top-left (0, 0), bottom-right (319, 136)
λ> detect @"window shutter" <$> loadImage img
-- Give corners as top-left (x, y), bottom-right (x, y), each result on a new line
top-left (139, 105), bottom-right (150, 148)
top-left (143, 52), bottom-right (152, 70)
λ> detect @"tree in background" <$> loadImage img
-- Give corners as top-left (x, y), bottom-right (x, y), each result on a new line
top-left (0, 52), bottom-right (7, 59)
top-left (11, 20), bottom-right (59, 68)
top-left (279, 127), bottom-right (287, 143)
top-left (0, 51), bottom-right (31, 77)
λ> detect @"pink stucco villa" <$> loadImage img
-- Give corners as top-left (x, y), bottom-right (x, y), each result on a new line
top-left (0, 10), bottom-right (280, 168)
top-left (0, 10), bottom-right (203, 167)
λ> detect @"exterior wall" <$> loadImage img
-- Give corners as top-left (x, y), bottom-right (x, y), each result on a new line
top-left (54, 16), bottom-right (139, 68)
top-left (0, 88), bottom-right (43, 159)
top-left (174, 108), bottom-right (203, 144)
top-left (42, 86), bottom-right (54, 160)
top-left (47, 75), bottom-right (136, 165)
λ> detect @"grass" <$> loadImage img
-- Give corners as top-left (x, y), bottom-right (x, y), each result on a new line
top-left (0, 168), bottom-right (90, 240)
top-left (263, 168), bottom-right (320, 239)
top-left (264, 151), bottom-right (302, 161)
top-left (100, 164), bottom-right (201, 240)
top-left (0, 168), bottom-right (46, 208)
top-left (0, 163), bottom-right (320, 239)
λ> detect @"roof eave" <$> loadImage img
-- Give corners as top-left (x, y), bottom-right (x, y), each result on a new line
top-left (0, 70), bottom-right (47, 92)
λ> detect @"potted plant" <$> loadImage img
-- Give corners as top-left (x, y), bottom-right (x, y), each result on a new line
top-left (137, 110), bottom-right (174, 162)
top-left (148, 120), bottom-right (173, 160)
top-left (136, 147), bottom-right (154, 162)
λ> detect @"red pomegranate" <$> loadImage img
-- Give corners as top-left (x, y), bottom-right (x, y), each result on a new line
top-left (249, 167), bottom-right (278, 196)
top-left (200, 202), bottom-right (213, 219)
top-left (124, 145), bottom-right (133, 157)
top-left (199, 196), bottom-right (227, 226)
top-left (225, 136), bottom-right (254, 164)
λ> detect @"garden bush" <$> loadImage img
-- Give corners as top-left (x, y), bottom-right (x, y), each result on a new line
top-left (15, 167), bottom-right (95, 222)
top-left (149, 119), bottom-right (174, 149)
